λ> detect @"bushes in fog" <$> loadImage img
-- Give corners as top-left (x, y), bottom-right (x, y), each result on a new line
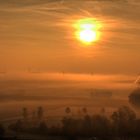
top-left (61, 114), bottom-right (111, 138)
top-left (8, 106), bottom-right (140, 138)
top-left (61, 106), bottom-right (140, 138)
top-left (111, 106), bottom-right (136, 136)
top-left (129, 88), bottom-right (140, 108)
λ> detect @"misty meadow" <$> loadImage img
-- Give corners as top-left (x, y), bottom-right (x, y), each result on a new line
top-left (0, 0), bottom-right (140, 139)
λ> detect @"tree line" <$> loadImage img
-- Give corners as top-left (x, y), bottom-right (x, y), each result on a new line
top-left (0, 106), bottom-right (138, 140)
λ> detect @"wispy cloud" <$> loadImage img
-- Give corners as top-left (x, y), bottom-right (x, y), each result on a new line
top-left (0, 0), bottom-right (140, 74)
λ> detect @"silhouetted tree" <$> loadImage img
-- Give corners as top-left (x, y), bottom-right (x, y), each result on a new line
top-left (92, 114), bottom-right (111, 138)
top-left (129, 88), bottom-right (140, 109)
top-left (22, 107), bottom-right (28, 121)
top-left (37, 106), bottom-right (44, 121)
top-left (32, 110), bottom-right (36, 120)
top-left (134, 119), bottom-right (140, 137)
top-left (111, 106), bottom-right (136, 136)
top-left (101, 107), bottom-right (106, 116)
top-left (38, 121), bottom-right (47, 134)
top-left (83, 115), bottom-right (92, 136)
top-left (65, 107), bottom-right (71, 117)
top-left (82, 107), bottom-right (88, 115)
top-left (13, 119), bottom-right (23, 133)
top-left (62, 117), bottom-right (79, 140)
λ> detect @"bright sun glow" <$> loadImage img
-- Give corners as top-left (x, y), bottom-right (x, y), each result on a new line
top-left (79, 29), bottom-right (96, 43)
top-left (74, 18), bottom-right (101, 45)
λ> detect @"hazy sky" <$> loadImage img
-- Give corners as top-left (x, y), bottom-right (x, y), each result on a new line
top-left (0, 0), bottom-right (140, 75)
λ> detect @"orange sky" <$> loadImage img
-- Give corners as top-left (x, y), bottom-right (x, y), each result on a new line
top-left (0, 0), bottom-right (140, 75)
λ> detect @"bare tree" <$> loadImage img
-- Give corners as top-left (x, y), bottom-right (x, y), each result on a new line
top-left (22, 107), bottom-right (28, 121)
top-left (82, 107), bottom-right (88, 115)
top-left (101, 107), bottom-right (106, 116)
top-left (37, 106), bottom-right (44, 121)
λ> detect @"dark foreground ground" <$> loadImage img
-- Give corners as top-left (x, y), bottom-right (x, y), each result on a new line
top-left (1, 136), bottom-right (140, 140)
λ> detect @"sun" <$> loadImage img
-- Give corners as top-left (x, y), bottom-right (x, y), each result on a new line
top-left (74, 18), bottom-right (101, 45)
top-left (78, 28), bottom-right (97, 43)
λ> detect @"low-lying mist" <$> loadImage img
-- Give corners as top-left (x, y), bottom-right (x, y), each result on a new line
top-left (0, 72), bottom-right (138, 121)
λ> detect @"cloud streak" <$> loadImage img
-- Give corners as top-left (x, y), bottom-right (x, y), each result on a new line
top-left (0, 0), bottom-right (140, 74)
